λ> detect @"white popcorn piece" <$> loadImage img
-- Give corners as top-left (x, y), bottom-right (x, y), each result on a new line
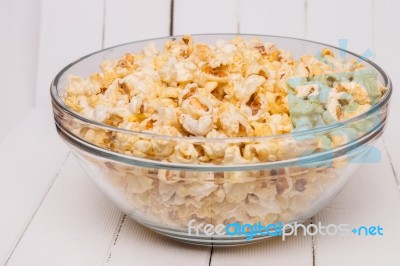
top-left (202, 129), bottom-right (228, 159)
top-left (142, 42), bottom-right (159, 56)
top-left (181, 95), bottom-right (213, 118)
top-left (217, 103), bottom-right (253, 137)
top-left (170, 142), bottom-right (199, 163)
top-left (67, 75), bottom-right (101, 96)
top-left (180, 114), bottom-right (213, 136)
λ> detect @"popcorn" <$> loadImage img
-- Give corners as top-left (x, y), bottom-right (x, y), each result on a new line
top-left (217, 103), bottom-right (253, 137)
top-left (126, 174), bottom-right (153, 193)
top-left (132, 139), bottom-right (153, 157)
top-left (159, 57), bottom-right (197, 83)
top-left (180, 114), bottom-right (213, 136)
top-left (243, 142), bottom-right (277, 161)
top-left (234, 75), bottom-right (266, 104)
top-left (223, 146), bottom-right (251, 164)
top-left (181, 95), bottom-right (213, 118)
top-left (202, 130), bottom-right (228, 160)
top-left (66, 76), bottom-right (102, 97)
top-left (93, 105), bottom-right (109, 122)
top-left (142, 42), bottom-right (159, 56)
top-left (63, 36), bottom-right (386, 232)
top-left (169, 142), bottom-right (199, 163)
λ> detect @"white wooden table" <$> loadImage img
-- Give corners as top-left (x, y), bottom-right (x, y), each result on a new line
top-left (1, 0), bottom-right (400, 265)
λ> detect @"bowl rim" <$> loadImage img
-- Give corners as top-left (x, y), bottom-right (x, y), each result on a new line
top-left (57, 115), bottom-right (385, 171)
top-left (50, 33), bottom-right (392, 144)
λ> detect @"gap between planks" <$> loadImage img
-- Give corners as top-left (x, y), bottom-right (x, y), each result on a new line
top-left (4, 152), bottom-right (71, 266)
top-left (104, 214), bottom-right (127, 266)
top-left (170, 0), bottom-right (174, 36)
top-left (382, 137), bottom-right (400, 189)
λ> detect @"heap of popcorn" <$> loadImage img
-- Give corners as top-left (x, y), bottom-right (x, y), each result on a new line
top-left (63, 36), bottom-right (386, 228)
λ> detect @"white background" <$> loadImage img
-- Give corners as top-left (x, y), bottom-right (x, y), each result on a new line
top-left (1, 0), bottom-right (400, 265)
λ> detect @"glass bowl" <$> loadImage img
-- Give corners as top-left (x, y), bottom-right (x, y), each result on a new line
top-left (50, 34), bottom-right (392, 246)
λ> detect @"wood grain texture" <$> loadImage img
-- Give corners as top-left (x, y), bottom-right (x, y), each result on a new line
top-left (239, 0), bottom-right (306, 38)
top-left (313, 140), bottom-right (400, 266)
top-left (104, 0), bottom-right (171, 48)
top-left (7, 156), bottom-right (123, 266)
top-left (106, 218), bottom-right (211, 266)
top-left (211, 234), bottom-right (313, 266)
top-left (174, 0), bottom-right (239, 35)
top-left (0, 108), bottom-right (69, 265)
top-left (35, 0), bottom-right (104, 107)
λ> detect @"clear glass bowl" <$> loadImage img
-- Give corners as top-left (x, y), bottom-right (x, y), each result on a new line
top-left (51, 34), bottom-right (392, 245)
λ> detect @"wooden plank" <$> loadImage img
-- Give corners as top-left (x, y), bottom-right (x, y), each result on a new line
top-left (313, 139), bottom-right (400, 265)
top-left (307, 0), bottom-right (374, 55)
top-left (35, 0), bottom-right (104, 107)
top-left (7, 156), bottom-right (123, 266)
top-left (373, 0), bottom-right (400, 184)
top-left (104, 0), bottom-right (171, 48)
top-left (0, 0), bottom-right (40, 140)
top-left (239, 0), bottom-right (306, 38)
top-left (174, 0), bottom-right (238, 35)
top-left (106, 218), bottom-right (211, 266)
top-left (211, 235), bottom-right (312, 266)
top-left (0, 108), bottom-right (69, 264)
